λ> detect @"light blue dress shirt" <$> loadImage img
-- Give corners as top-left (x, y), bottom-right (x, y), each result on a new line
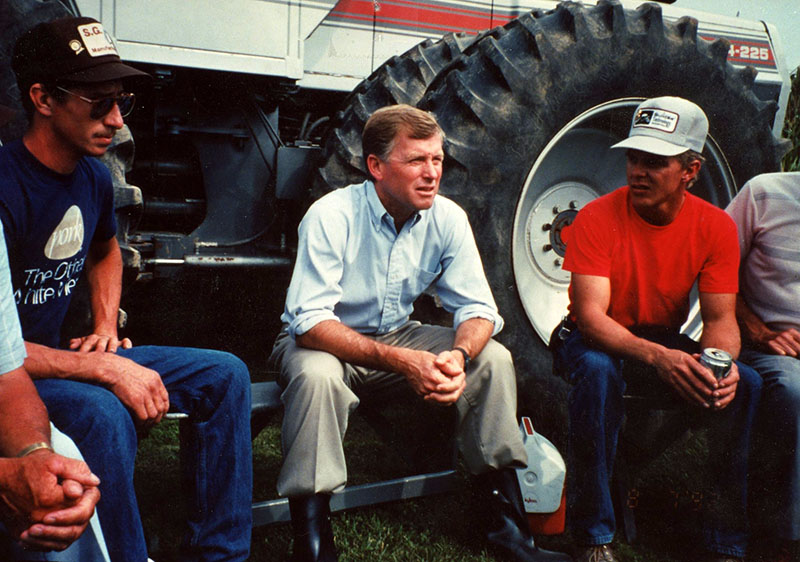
top-left (0, 221), bottom-right (26, 374)
top-left (282, 181), bottom-right (503, 339)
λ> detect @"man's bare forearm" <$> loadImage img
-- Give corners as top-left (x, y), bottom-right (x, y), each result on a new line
top-left (453, 317), bottom-right (494, 360)
top-left (86, 237), bottom-right (123, 336)
top-left (735, 295), bottom-right (774, 347)
top-left (0, 367), bottom-right (51, 456)
top-left (699, 293), bottom-right (741, 359)
top-left (575, 308), bottom-right (669, 367)
top-left (296, 320), bottom-right (416, 373)
top-left (23, 342), bottom-right (107, 384)
top-left (700, 318), bottom-right (741, 359)
top-left (570, 273), bottom-right (669, 367)
top-left (24, 341), bottom-right (169, 426)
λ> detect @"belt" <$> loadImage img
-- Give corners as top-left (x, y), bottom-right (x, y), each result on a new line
top-left (549, 316), bottom-right (575, 378)
top-left (548, 316), bottom-right (576, 356)
top-left (555, 316), bottom-right (576, 341)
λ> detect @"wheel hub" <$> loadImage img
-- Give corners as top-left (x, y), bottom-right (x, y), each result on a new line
top-left (512, 114), bottom-right (631, 344)
top-left (523, 182), bottom-right (597, 284)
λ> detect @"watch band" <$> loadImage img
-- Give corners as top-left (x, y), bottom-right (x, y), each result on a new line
top-left (16, 441), bottom-right (53, 457)
top-left (453, 346), bottom-right (471, 370)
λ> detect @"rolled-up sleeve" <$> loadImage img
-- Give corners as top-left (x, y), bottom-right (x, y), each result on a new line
top-left (283, 202), bottom-right (346, 339)
top-left (0, 222), bottom-right (26, 374)
top-left (434, 206), bottom-right (504, 336)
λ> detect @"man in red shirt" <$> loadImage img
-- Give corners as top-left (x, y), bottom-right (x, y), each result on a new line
top-left (552, 97), bottom-right (761, 562)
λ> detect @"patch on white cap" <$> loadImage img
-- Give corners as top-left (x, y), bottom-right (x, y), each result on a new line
top-left (633, 108), bottom-right (679, 134)
top-left (76, 22), bottom-right (119, 58)
top-left (610, 96), bottom-right (708, 156)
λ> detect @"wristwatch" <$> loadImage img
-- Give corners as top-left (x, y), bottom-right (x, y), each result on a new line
top-left (454, 346), bottom-right (471, 370)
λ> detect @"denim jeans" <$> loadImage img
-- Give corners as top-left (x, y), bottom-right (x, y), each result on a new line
top-left (740, 347), bottom-right (800, 540)
top-left (553, 328), bottom-right (761, 558)
top-left (34, 346), bottom-right (253, 562)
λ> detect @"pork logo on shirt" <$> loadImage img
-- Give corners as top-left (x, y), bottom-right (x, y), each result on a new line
top-left (44, 206), bottom-right (84, 260)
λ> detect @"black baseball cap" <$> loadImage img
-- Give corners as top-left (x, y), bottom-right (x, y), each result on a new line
top-left (12, 16), bottom-right (151, 88)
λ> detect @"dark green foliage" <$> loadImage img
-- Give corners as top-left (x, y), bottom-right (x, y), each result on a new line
top-left (782, 68), bottom-right (800, 171)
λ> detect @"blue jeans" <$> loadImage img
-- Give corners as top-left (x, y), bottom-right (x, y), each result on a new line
top-left (740, 348), bottom-right (800, 540)
top-left (553, 328), bottom-right (761, 558)
top-left (34, 346), bottom-right (252, 562)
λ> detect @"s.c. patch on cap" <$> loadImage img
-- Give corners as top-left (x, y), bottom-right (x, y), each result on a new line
top-left (76, 22), bottom-right (120, 58)
top-left (12, 16), bottom-right (150, 88)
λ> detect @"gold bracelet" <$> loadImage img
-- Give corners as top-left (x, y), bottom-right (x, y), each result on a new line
top-left (16, 442), bottom-right (54, 457)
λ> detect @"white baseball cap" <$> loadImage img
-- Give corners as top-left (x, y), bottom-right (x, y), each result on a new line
top-left (611, 96), bottom-right (708, 156)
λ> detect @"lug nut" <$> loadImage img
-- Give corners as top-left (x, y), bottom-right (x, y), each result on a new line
top-left (554, 258), bottom-right (562, 267)
top-left (543, 244), bottom-right (553, 252)
top-left (569, 200), bottom-right (578, 209)
top-left (552, 206), bottom-right (560, 214)
top-left (542, 223), bottom-right (552, 231)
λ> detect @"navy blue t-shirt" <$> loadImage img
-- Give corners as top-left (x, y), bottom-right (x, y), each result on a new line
top-left (0, 140), bottom-right (117, 347)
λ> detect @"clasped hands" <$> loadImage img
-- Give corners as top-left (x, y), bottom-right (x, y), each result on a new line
top-left (1, 451), bottom-right (100, 552)
top-left (404, 349), bottom-right (467, 405)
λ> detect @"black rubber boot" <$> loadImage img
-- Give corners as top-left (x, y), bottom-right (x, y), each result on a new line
top-left (480, 469), bottom-right (572, 562)
top-left (288, 494), bottom-right (337, 562)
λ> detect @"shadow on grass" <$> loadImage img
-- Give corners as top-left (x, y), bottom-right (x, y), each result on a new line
top-left (134, 413), bottom-right (732, 561)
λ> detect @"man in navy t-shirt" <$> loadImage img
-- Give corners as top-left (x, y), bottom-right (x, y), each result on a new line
top-left (0, 215), bottom-right (104, 560)
top-left (2, 17), bottom-right (253, 562)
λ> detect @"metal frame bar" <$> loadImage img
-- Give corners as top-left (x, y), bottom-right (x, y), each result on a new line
top-left (252, 470), bottom-right (459, 527)
top-left (168, 381), bottom-right (460, 528)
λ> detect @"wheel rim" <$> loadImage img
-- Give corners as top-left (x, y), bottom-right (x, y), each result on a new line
top-left (511, 98), bottom-right (737, 345)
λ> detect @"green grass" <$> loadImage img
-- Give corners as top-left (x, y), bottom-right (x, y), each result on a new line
top-left (134, 406), bottom-right (734, 562)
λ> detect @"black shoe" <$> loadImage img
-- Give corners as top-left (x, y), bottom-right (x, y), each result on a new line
top-left (288, 494), bottom-right (337, 562)
top-left (479, 469), bottom-right (572, 562)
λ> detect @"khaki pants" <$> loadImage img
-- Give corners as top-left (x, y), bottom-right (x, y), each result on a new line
top-left (269, 321), bottom-right (527, 497)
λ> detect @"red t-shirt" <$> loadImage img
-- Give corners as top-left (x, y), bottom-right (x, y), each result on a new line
top-left (563, 186), bottom-right (739, 330)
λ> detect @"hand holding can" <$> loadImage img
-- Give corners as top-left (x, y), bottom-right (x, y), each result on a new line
top-left (699, 348), bottom-right (733, 381)
top-left (700, 348), bottom-right (732, 406)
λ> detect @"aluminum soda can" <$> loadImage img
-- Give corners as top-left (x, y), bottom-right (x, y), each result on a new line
top-left (700, 348), bottom-right (732, 381)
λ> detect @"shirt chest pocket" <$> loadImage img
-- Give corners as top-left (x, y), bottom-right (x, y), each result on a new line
top-left (402, 266), bottom-right (440, 301)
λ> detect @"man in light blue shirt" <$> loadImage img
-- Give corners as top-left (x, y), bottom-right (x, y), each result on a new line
top-left (270, 104), bottom-right (570, 562)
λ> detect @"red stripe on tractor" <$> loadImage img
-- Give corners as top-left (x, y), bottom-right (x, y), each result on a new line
top-left (327, 2), bottom-right (778, 71)
top-left (700, 34), bottom-right (777, 69)
top-left (330, 0), bottom-right (514, 32)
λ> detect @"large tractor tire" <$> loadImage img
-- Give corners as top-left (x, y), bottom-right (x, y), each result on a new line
top-left (318, 31), bottom-right (485, 190)
top-left (414, 0), bottom-right (784, 437)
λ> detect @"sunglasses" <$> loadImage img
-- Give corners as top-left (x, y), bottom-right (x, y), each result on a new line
top-left (56, 86), bottom-right (136, 120)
